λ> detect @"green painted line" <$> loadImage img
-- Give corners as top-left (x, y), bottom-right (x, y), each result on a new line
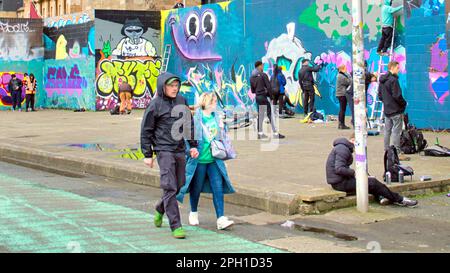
top-left (0, 173), bottom-right (284, 253)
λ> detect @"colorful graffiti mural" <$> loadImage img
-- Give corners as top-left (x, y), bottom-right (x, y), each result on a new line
top-left (42, 12), bottom-right (96, 110)
top-left (0, 72), bottom-right (25, 107)
top-left (95, 10), bottom-right (162, 111)
top-left (0, 19), bottom-right (44, 61)
top-left (429, 34), bottom-right (448, 105)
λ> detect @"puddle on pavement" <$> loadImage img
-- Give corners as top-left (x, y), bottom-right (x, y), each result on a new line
top-left (61, 144), bottom-right (144, 161)
top-left (294, 224), bottom-right (359, 241)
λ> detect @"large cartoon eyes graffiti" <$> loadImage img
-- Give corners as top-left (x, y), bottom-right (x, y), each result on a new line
top-left (201, 10), bottom-right (216, 39)
top-left (184, 10), bottom-right (217, 42)
top-left (185, 13), bottom-right (200, 42)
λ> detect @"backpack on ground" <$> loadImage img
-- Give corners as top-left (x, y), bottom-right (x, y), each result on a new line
top-left (310, 110), bottom-right (324, 121)
top-left (400, 114), bottom-right (428, 154)
top-left (383, 145), bottom-right (414, 182)
top-left (423, 145), bottom-right (450, 157)
top-left (110, 104), bottom-right (120, 115)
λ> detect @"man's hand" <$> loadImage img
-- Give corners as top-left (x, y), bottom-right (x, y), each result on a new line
top-left (190, 148), bottom-right (199, 159)
top-left (144, 158), bottom-right (154, 168)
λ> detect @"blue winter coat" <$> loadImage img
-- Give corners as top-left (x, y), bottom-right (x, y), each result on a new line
top-left (277, 73), bottom-right (287, 94)
top-left (176, 108), bottom-right (235, 203)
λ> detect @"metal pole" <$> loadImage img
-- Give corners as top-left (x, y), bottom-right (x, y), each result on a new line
top-left (352, 0), bottom-right (368, 213)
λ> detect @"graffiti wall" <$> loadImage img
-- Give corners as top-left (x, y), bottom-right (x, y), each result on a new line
top-left (162, 0), bottom-right (407, 118)
top-left (0, 18), bottom-right (44, 110)
top-left (43, 12), bottom-right (96, 110)
top-left (405, 0), bottom-right (449, 129)
top-left (95, 10), bottom-right (162, 111)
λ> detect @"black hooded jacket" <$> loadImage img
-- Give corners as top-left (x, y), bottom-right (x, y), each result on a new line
top-left (250, 69), bottom-right (272, 97)
top-left (378, 72), bottom-right (407, 117)
top-left (298, 64), bottom-right (320, 90)
top-left (326, 138), bottom-right (355, 185)
top-left (140, 72), bottom-right (197, 158)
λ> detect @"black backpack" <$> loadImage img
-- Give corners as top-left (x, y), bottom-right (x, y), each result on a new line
top-left (271, 74), bottom-right (280, 96)
top-left (423, 145), bottom-right (450, 157)
top-left (383, 145), bottom-right (414, 182)
top-left (400, 114), bottom-right (428, 154)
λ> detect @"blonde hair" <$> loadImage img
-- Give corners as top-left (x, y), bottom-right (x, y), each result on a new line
top-left (338, 64), bottom-right (347, 72)
top-left (198, 92), bottom-right (217, 110)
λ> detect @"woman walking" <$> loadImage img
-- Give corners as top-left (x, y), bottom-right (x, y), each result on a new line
top-left (177, 92), bottom-right (235, 230)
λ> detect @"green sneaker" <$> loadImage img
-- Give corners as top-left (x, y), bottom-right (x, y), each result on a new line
top-left (172, 227), bottom-right (186, 239)
top-left (154, 211), bottom-right (163, 228)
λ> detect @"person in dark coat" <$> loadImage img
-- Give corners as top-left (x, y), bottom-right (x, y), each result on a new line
top-left (298, 59), bottom-right (321, 115)
top-left (336, 64), bottom-right (352, 129)
top-left (8, 74), bottom-right (23, 111)
top-left (325, 134), bottom-right (418, 207)
top-left (141, 72), bottom-right (199, 239)
top-left (378, 61), bottom-right (409, 161)
top-left (250, 60), bottom-right (285, 139)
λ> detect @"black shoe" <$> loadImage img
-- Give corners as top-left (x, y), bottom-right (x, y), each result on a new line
top-left (338, 124), bottom-right (351, 130)
top-left (273, 133), bottom-right (285, 139)
top-left (257, 134), bottom-right (269, 140)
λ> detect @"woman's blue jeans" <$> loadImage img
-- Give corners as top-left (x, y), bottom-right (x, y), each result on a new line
top-left (190, 162), bottom-right (224, 218)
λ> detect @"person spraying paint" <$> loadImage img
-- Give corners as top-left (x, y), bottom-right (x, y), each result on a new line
top-left (377, 0), bottom-right (403, 55)
top-left (25, 74), bottom-right (37, 112)
top-left (141, 72), bottom-right (198, 239)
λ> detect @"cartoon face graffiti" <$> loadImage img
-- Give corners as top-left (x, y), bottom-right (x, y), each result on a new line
top-left (111, 18), bottom-right (157, 58)
top-left (168, 9), bottom-right (221, 61)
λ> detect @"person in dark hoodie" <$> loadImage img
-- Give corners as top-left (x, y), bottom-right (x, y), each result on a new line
top-left (298, 59), bottom-right (321, 115)
top-left (8, 74), bottom-right (23, 111)
top-left (250, 60), bottom-right (285, 139)
top-left (141, 72), bottom-right (199, 239)
top-left (378, 61), bottom-right (409, 161)
top-left (326, 133), bottom-right (418, 207)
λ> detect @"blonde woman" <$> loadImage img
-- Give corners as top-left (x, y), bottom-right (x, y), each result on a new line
top-left (177, 92), bottom-right (235, 230)
top-left (336, 65), bottom-right (352, 129)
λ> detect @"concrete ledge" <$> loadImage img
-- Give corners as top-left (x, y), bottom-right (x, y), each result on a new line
top-left (1, 143), bottom-right (448, 216)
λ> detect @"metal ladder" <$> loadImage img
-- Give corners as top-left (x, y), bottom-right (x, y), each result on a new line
top-left (369, 18), bottom-right (397, 130)
top-left (160, 44), bottom-right (172, 73)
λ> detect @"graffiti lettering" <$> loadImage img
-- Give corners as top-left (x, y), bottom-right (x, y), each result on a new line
top-left (96, 59), bottom-right (161, 98)
top-left (46, 13), bottom-right (91, 28)
top-left (0, 21), bottom-right (30, 33)
top-left (0, 72), bottom-right (25, 107)
top-left (45, 64), bottom-right (88, 97)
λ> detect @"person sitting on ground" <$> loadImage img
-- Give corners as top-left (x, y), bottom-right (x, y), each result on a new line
top-left (118, 79), bottom-right (133, 115)
top-left (377, 0), bottom-right (403, 55)
top-left (325, 133), bottom-right (418, 207)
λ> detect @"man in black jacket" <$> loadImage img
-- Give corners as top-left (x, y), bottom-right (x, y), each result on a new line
top-left (141, 72), bottom-right (199, 239)
top-left (378, 61), bottom-right (409, 161)
top-left (8, 74), bottom-right (23, 111)
top-left (250, 60), bottom-right (285, 139)
top-left (298, 59), bottom-right (321, 115)
top-left (326, 134), bottom-right (417, 207)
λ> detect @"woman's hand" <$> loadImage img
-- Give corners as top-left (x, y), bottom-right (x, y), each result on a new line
top-left (190, 148), bottom-right (199, 159)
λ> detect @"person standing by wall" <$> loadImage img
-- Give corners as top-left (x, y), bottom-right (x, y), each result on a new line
top-left (177, 92), bottom-right (235, 230)
top-left (378, 61), bottom-right (410, 161)
top-left (250, 60), bottom-right (285, 140)
top-left (25, 74), bottom-right (37, 112)
top-left (271, 65), bottom-right (287, 117)
top-left (118, 79), bottom-right (133, 115)
top-left (377, 0), bottom-right (403, 55)
top-left (336, 65), bottom-right (352, 130)
top-left (298, 59), bottom-right (321, 115)
top-left (8, 74), bottom-right (23, 112)
top-left (141, 72), bottom-right (199, 239)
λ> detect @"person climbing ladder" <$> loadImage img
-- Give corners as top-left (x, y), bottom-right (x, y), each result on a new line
top-left (377, 0), bottom-right (403, 56)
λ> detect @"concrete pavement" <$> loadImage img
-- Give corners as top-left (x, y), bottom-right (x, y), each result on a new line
top-left (0, 109), bottom-right (449, 215)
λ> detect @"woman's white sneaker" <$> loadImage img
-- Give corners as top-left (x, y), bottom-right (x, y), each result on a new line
top-left (217, 216), bottom-right (234, 230)
top-left (189, 212), bottom-right (199, 226)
